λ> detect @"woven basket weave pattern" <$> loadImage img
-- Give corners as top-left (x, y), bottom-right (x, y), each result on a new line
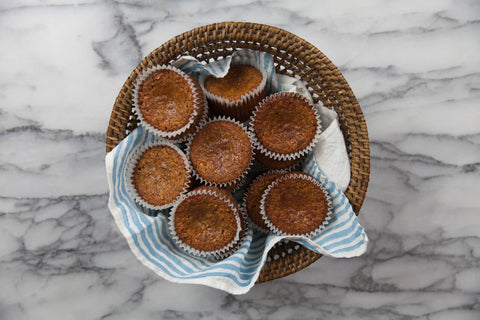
top-left (106, 22), bottom-right (370, 283)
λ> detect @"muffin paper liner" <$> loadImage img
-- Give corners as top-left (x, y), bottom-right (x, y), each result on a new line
top-left (232, 203), bottom-right (250, 255)
top-left (259, 172), bottom-right (334, 238)
top-left (242, 169), bottom-right (288, 234)
top-left (132, 65), bottom-right (204, 139)
top-left (168, 187), bottom-right (243, 260)
top-left (106, 50), bottom-right (367, 295)
top-left (249, 92), bottom-right (323, 161)
top-left (185, 116), bottom-right (254, 189)
top-left (124, 139), bottom-right (192, 212)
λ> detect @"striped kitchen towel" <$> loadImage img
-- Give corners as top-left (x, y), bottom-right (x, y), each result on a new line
top-left (105, 50), bottom-right (368, 294)
top-left (106, 127), bottom-right (368, 294)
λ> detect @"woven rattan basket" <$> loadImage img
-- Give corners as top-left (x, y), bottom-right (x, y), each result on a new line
top-left (106, 21), bottom-right (370, 283)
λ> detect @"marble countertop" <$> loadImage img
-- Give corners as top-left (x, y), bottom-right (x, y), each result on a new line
top-left (1, 0), bottom-right (479, 319)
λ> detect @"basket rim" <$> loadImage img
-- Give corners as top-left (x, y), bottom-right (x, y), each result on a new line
top-left (105, 21), bottom-right (370, 284)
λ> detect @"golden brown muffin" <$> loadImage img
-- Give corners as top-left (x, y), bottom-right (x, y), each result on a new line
top-left (172, 186), bottom-right (242, 257)
top-left (203, 64), bottom-right (265, 121)
top-left (135, 66), bottom-right (204, 140)
top-left (189, 119), bottom-right (253, 186)
top-left (261, 172), bottom-right (331, 236)
top-left (251, 92), bottom-right (319, 159)
top-left (133, 145), bottom-right (190, 208)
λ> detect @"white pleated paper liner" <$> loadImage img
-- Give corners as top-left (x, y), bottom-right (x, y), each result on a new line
top-left (106, 125), bottom-right (368, 294)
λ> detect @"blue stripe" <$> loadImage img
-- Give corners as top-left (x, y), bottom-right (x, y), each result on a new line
top-left (182, 64), bottom-right (204, 74)
top-left (207, 258), bottom-right (261, 275)
top-left (307, 163), bottom-right (315, 176)
top-left (327, 183), bottom-right (336, 195)
top-left (330, 233), bottom-right (367, 254)
top-left (209, 61), bottom-right (224, 75)
top-left (177, 60), bottom-right (193, 70)
top-left (332, 195), bottom-right (348, 212)
top-left (322, 222), bottom-right (363, 251)
top-left (250, 237), bottom-right (268, 250)
top-left (331, 189), bottom-right (342, 201)
top-left (315, 206), bottom-right (354, 242)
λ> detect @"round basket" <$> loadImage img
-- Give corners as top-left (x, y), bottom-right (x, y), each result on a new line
top-left (105, 21), bottom-right (370, 283)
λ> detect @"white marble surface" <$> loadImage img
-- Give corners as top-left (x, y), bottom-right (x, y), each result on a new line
top-left (1, 0), bottom-right (479, 319)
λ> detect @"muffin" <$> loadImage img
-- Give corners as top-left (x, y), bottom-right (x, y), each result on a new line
top-left (260, 171), bottom-right (332, 237)
top-left (187, 117), bottom-right (253, 188)
top-left (244, 170), bottom-right (285, 232)
top-left (250, 92), bottom-right (321, 168)
top-left (127, 141), bottom-right (191, 211)
top-left (169, 186), bottom-right (245, 259)
top-left (202, 64), bottom-right (266, 121)
top-left (133, 65), bottom-right (205, 141)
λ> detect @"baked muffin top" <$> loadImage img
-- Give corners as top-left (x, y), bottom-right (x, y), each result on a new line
top-left (173, 186), bottom-right (240, 253)
top-left (252, 92), bottom-right (318, 155)
top-left (189, 120), bottom-right (252, 185)
top-left (204, 64), bottom-right (263, 101)
top-left (133, 145), bottom-right (189, 207)
top-left (262, 172), bottom-right (330, 235)
top-left (137, 68), bottom-right (200, 132)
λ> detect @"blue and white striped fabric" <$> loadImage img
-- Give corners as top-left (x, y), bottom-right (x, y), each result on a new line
top-left (105, 50), bottom-right (368, 294)
top-left (106, 126), bottom-right (368, 294)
